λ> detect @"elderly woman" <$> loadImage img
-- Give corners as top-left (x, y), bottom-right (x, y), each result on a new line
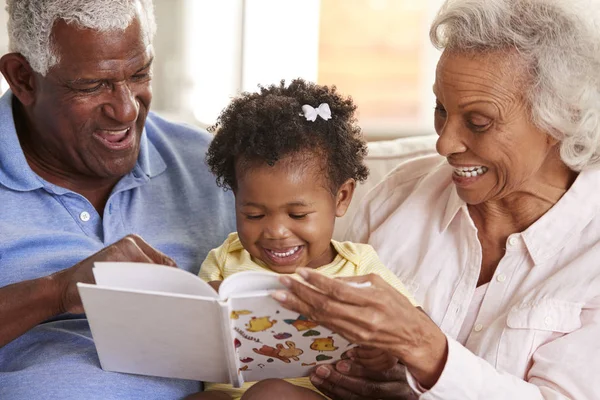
top-left (273, 0), bottom-right (600, 398)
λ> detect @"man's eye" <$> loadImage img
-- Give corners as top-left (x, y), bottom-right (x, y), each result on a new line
top-left (289, 214), bottom-right (307, 220)
top-left (245, 215), bottom-right (264, 220)
top-left (77, 83), bottom-right (104, 93)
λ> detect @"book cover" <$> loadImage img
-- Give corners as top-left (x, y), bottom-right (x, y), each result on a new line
top-left (77, 262), bottom-right (353, 387)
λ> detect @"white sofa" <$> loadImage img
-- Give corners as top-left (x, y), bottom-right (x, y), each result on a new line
top-left (333, 135), bottom-right (438, 240)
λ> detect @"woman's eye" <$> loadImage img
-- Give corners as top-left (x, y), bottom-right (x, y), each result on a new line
top-left (434, 105), bottom-right (447, 117)
top-left (289, 214), bottom-right (307, 220)
top-left (245, 215), bottom-right (264, 220)
top-left (468, 121), bottom-right (491, 131)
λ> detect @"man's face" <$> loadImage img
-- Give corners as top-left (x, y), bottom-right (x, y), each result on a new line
top-left (26, 16), bottom-right (153, 181)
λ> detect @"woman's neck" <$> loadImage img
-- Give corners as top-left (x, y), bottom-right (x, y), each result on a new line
top-left (469, 162), bottom-right (578, 238)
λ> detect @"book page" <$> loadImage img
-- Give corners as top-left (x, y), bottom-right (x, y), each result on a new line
top-left (93, 262), bottom-right (218, 298)
top-left (219, 270), bottom-right (285, 300)
top-left (78, 283), bottom-right (231, 383)
top-left (226, 292), bottom-right (354, 383)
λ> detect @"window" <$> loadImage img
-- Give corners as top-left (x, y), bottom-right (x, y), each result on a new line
top-left (181, 0), bottom-right (444, 139)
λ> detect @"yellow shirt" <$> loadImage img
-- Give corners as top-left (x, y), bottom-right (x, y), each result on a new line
top-left (199, 232), bottom-right (417, 399)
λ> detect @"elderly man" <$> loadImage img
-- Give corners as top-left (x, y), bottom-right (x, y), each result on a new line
top-left (0, 0), bottom-right (234, 399)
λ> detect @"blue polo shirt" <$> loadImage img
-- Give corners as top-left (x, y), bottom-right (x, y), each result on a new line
top-left (0, 91), bottom-right (236, 399)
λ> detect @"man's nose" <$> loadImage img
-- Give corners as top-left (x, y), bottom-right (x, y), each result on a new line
top-left (102, 82), bottom-right (139, 123)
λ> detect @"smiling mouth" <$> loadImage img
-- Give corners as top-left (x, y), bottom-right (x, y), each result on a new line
top-left (93, 127), bottom-right (135, 150)
top-left (265, 246), bottom-right (301, 258)
top-left (262, 245), bottom-right (304, 266)
top-left (453, 166), bottom-right (488, 177)
top-left (97, 128), bottom-right (130, 143)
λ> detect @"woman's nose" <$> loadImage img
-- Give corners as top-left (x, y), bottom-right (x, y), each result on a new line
top-left (436, 121), bottom-right (468, 157)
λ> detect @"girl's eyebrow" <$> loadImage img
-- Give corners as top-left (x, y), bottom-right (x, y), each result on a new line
top-left (240, 201), bottom-right (314, 208)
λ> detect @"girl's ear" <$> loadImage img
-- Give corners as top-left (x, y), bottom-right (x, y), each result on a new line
top-left (335, 178), bottom-right (356, 218)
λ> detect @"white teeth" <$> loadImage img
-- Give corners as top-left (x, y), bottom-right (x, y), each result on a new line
top-left (453, 166), bottom-right (488, 177)
top-left (102, 129), bottom-right (129, 135)
top-left (270, 246), bottom-right (300, 258)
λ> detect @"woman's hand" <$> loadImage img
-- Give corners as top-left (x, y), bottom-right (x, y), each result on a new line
top-left (272, 268), bottom-right (448, 389)
top-left (309, 359), bottom-right (415, 399)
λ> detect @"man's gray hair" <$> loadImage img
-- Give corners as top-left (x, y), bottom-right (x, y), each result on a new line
top-left (6, 0), bottom-right (156, 76)
top-left (430, 0), bottom-right (600, 171)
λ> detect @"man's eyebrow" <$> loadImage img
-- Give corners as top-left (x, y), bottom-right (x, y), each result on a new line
top-left (66, 77), bottom-right (102, 85)
top-left (66, 58), bottom-right (154, 85)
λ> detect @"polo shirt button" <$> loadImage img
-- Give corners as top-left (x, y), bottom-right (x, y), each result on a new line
top-left (544, 316), bottom-right (553, 326)
top-left (508, 236), bottom-right (518, 246)
top-left (80, 211), bottom-right (91, 222)
top-left (474, 323), bottom-right (483, 332)
top-left (496, 273), bottom-right (506, 282)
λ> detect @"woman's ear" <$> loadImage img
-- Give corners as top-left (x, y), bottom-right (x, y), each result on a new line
top-left (0, 53), bottom-right (37, 106)
top-left (334, 178), bottom-right (356, 218)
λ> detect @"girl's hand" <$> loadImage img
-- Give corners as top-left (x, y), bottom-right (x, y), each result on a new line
top-left (272, 268), bottom-right (448, 389)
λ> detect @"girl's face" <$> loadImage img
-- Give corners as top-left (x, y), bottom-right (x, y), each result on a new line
top-left (234, 154), bottom-right (354, 274)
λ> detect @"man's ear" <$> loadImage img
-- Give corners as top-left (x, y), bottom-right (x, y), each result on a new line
top-left (0, 53), bottom-right (37, 106)
top-left (334, 178), bottom-right (356, 218)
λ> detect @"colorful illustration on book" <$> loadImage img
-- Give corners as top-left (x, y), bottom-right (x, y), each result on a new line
top-left (284, 314), bottom-right (319, 331)
top-left (240, 357), bottom-right (254, 363)
top-left (302, 329), bottom-right (320, 337)
top-left (239, 365), bottom-right (249, 372)
top-left (253, 341), bottom-right (304, 363)
top-left (302, 362), bottom-right (317, 366)
top-left (316, 354), bottom-right (333, 362)
top-left (234, 338), bottom-right (241, 349)
top-left (273, 332), bottom-right (293, 340)
top-left (234, 327), bottom-right (261, 343)
top-left (230, 309), bottom-right (253, 320)
top-left (310, 337), bottom-right (339, 352)
top-left (267, 358), bottom-right (274, 363)
top-left (246, 316), bottom-right (277, 332)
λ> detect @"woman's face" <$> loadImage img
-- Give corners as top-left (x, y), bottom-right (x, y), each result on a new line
top-left (433, 50), bottom-right (560, 205)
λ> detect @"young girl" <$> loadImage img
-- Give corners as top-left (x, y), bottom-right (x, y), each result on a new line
top-left (190, 79), bottom-right (417, 400)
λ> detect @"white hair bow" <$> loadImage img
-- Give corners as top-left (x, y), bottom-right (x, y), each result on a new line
top-left (301, 103), bottom-right (332, 122)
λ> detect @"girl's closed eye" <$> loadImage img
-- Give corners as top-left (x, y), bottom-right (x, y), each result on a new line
top-left (289, 213), bottom-right (308, 220)
top-left (245, 214), bottom-right (264, 220)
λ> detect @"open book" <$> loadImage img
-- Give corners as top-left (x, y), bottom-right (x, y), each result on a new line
top-left (77, 262), bottom-right (354, 387)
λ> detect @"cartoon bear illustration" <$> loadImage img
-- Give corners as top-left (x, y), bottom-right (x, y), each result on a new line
top-left (245, 316), bottom-right (277, 332)
top-left (253, 341), bottom-right (304, 363)
top-left (310, 337), bottom-right (339, 352)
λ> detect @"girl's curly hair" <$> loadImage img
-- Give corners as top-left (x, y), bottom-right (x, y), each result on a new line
top-left (206, 78), bottom-right (369, 193)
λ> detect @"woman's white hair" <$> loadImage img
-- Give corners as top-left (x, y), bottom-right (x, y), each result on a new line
top-left (6, 0), bottom-right (156, 76)
top-left (431, 0), bottom-right (600, 170)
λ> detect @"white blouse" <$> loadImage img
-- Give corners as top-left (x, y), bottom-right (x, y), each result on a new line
top-left (346, 154), bottom-right (600, 399)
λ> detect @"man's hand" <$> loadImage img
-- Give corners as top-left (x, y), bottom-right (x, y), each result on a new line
top-left (348, 346), bottom-right (399, 372)
top-left (52, 234), bottom-right (176, 314)
top-left (310, 360), bottom-right (415, 399)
